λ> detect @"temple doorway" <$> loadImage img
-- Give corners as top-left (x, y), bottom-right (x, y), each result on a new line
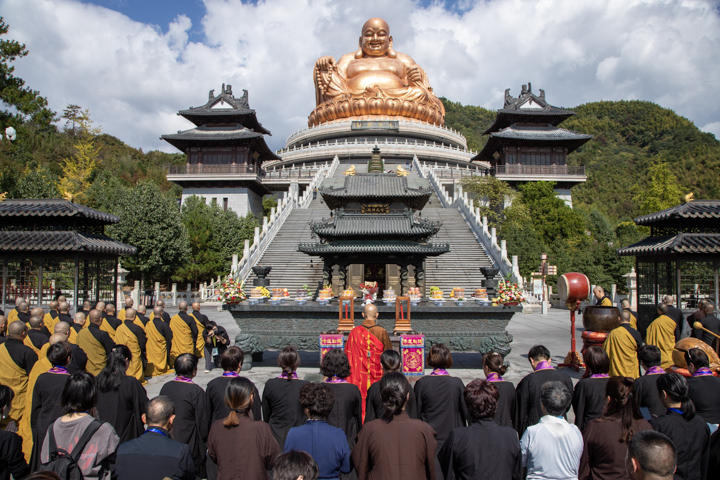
top-left (364, 264), bottom-right (386, 291)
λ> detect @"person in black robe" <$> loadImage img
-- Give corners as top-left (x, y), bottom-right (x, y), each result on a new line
top-left (155, 300), bottom-right (172, 323)
top-left (439, 379), bottom-right (521, 480)
top-left (415, 343), bottom-right (467, 480)
top-left (29, 341), bottom-right (73, 470)
top-left (320, 349), bottom-right (362, 450)
top-left (262, 345), bottom-right (311, 449)
top-left (365, 350), bottom-right (418, 422)
top-left (56, 301), bottom-right (73, 325)
top-left (649, 372), bottom-right (710, 480)
top-left (159, 353), bottom-right (210, 478)
top-left (135, 305), bottom-right (150, 327)
top-left (190, 302), bottom-right (210, 328)
top-left (687, 299), bottom-right (708, 329)
top-left (26, 316), bottom-right (49, 351)
top-left (104, 303), bottom-right (122, 331)
top-left (634, 345), bottom-right (666, 418)
top-left (685, 348), bottom-right (720, 426)
top-left (663, 295), bottom-right (684, 342)
top-left (572, 346), bottom-right (611, 431)
top-left (202, 322), bottom-right (229, 371)
top-left (95, 344), bottom-right (148, 444)
top-left (481, 352), bottom-right (515, 428)
top-left (692, 301), bottom-right (720, 349)
top-left (16, 301), bottom-right (30, 324)
top-left (0, 385), bottom-right (29, 480)
top-left (514, 344), bottom-right (573, 436)
top-left (81, 300), bottom-right (92, 319)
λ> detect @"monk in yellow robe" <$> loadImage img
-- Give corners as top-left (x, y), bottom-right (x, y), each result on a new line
top-left (145, 306), bottom-right (173, 377)
top-left (169, 301), bottom-right (198, 367)
top-left (68, 312), bottom-right (88, 345)
top-left (114, 308), bottom-right (147, 385)
top-left (604, 310), bottom-right (643, 378)
top-left (149, 299), bottom-right (171, 323)
top-left (24, 316), bottom-right (50, 356)
top-left (134, 305), bottom-right (150, 331)
top-left (593, 286), bottom-right (613, 306)
top-left (620, 298), bottom-right (639, 330)
top-left (42, 301), bottom-right (59, 332)
top-left (646, 303), bottom-right (677, 370)
top-left (77, 310), bottom-right (116, 375)
top-left (99, 303), bottom-right (121, 341)
top-left (117, 297), bottom-right (134, 321)
top-left (19, 333), bottom-right (68, 461)
top-left (7, 296), bottom-right (24, 323)
top-left (0, 321), bottom-right (38, 429)
top-left (190, 311), bottom-right (205, 360)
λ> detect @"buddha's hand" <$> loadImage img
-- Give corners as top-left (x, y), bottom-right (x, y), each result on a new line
top-left (315, 56), bottom-right (336, 72)
top-left (406, 66), bottom-right (423, 86)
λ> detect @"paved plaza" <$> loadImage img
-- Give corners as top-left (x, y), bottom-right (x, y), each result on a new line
top-left (146, 306), bottom-right (586, 399)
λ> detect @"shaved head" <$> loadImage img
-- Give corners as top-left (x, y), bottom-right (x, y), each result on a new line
top-left (83, 301), bottom-right (92, 309)
top-left (28, 316), bottom-right (43, 329)
top-left (96, 301), bottom-right (105, 311)
top-left (137, 305), bottom-right (146, 314)
top-left (363, 303), bottom-right (378, 321)
top-left (620, 298), bottom-right (631, 309)
top-left (192, 302), bottom-right (200, 311)
top-left (124, 298), bottom-right (134, 308)
top-left (362, 17), bottom-right (390, 34)
top-left (156, 300), bottom-right (165, 307)
top-left (58, 302), bottom-right (69, 313)
top-left (49, 301), bottom-right (59, 311)
top-left (54, 321), bottom-right (70, 335)
top-left (88, 309), bottom-right (103, 325)
top-left (18, 301), bottom-right (28, 312)
top-left (7, 321), bottom-right (26, 337)
top-left (105, 303), bottom-right (115, 314)
top-left (49, 333), bottom-right (67, 345)
top-left (153, 306), bottom-right (164, 316)
top-left (619, 310), bottom-right (632, 324)
top-left (31, 307), bottom-right (44, 317)
top-left (0, 316), bottom-right (6, 327)
top-left (663, 295), bottom-right (674, 304)
top-left (705, 302), bottom-right (715, 314)
top-left (178, 301), bottom-right (188, 311)
top-left (74, 312), bottom-right (86, 325)
top-left (14, 296), bottom-right (24, 305)
top-left (125, 308), bottom-right (136, 321)
top-left (57, 295), bottom-right (66, 303)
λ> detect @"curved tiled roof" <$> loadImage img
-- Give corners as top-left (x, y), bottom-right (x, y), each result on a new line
top-left (161, 125), bottom-right (263, 142)
top-left (297, 241), bottom-right (450, 256)
top-left (490, 125), bottom-right (592, 141)
top-left (617, 233), bottom-right (720, 256)
top-left (0, 200), bottom-right (119, 224)
top-left (634, 201), bottom-right (720, 226)
top-left (319, 174), bottom-right (433, 198)
top-left (309, 212), bottom-right (441, 238)
top-left (0, 231), bottom-right (136, 255)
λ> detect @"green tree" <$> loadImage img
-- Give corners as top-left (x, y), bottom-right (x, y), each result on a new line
top-left (57, 109), bottom-right (100, 203)
top-left (631, 161), bottom-right (684, 215)
top-left (106, 180), bottom-right (190, 284)
top-left (262, 195), bottom-right (277, 218)
top-left (16, 166), bottom-right (59, 198)
top-left (517, 181), bottom-right (586, 245)
top-left (460, 175), bottom-right (514, 226)
top-left (61, 104), bottom-right (83, 137)
top-left (0, 18), bottom-right (54, 127)
top-left (173, 196), bottom-right (224, 286)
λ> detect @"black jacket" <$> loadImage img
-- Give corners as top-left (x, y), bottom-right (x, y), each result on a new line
top-left (115, 428), bottom-right (196, 480)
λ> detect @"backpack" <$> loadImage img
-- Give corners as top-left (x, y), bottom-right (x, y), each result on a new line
top-left (42, 418), bottom-right (104, 480)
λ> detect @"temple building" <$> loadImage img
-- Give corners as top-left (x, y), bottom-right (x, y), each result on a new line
top-left (298, 173), bottom-right (449, 295)
top-left (473, 83), bottom-right (591, 206)
top-left (164, 84), bottom-right (279, 217)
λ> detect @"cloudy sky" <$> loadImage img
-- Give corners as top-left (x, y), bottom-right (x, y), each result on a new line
top-left (2, 0), bottom-right (719, 152)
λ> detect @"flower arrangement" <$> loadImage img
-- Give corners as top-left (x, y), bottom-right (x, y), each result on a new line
top-left (494, 279), bottom-right (524, 305)
top-left (219, 278), bottom-right (246, 304)
top-left (358, 281), bottom-right (378, 303)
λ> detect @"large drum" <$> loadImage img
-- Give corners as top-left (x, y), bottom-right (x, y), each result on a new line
top-left (672, 337), bottom-right (720, 371)
top-left (558, 273), bottom-right (590, 304)
top-left (582, 306), bottom-right (621, 333)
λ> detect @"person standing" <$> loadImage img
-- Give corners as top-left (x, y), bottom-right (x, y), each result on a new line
top-left (24, 316), bottom-right (49, 355)
top-left (169, 301), bottom-right (198, 367)
top-left (593, 286), bottom-right (613, 306)
top-left (634, 345), bottom-right (667, 418)
top-left (102, 303), bottom-right (122, 341)
top-left (262, 346), bottom-right (310, 448)
top-left (0, 385), bottom-right (30, 480)
top-left (68, 312), bottom-right (87, 345)
top-left (56, 302), bottom-right (73, 326)
top-left (201, 321), bottom-right (229, 372)
top-left (77, 309), bottom-right (116, 376)
top-left (150, 300), bottom-right (172, 323)
top-left (626, 430), bottom-right (677, 480)
top-left (649, 373), bottom-right (710, 480)
top-left (7, 297), bottom-right (24, 323)
top-left (16, 301), bottom-right (30, 324)
top-left (663, 295), bottom-right (684, 342)
top-left (284, 383), bottom-right (351, 479)
top-left (691, 301), bottom-right (720, 349)
top-left (95, 345), bottom-right (149, 444)
top-left (52, 321), bottom-right (87, 374)
top-left (81, 300), bottom-right (92, 318)
top-left (365, 349), bottom-right (418, 421)
top-left (514, 345), bottom-right (574, 436)
top-left (439, 379), bottom-right (521, 480)
top-left (344, 303), bottom-right (392, 420)
top-left (578, 376), bottom-right (652, 479)
top-left (134, 305), bottom-right (150, 330)
top-left (573, 346), bottom-right (611, 431)
top-left (321, 349), bottom-right (362, 450)
top-left (189, 302), bottom-right (210, 363)
top-left (207, 377), bottom-right (279, 480)
top-left (414, 342), bottom-right (468, 462)
top-left (115, 396), bottom-right (196, 480)
top-left (145, 306), bottom-right (173, 377)
top-left (604, 310), bottom-right (643, 378)
top-left (114, 308), bottom-right (147, 384)
top-left (42, 301), bottom-right (59, 332)
top-left (40, 372), bottom-right (120, 479)
top-left (646, 303), bottom-right (677, 370)
top-left (478, 352), bottom-right (516, 428)
top-left (159, 353), bottom-right (210, 478)
top-left (520, 381), bottom-right (583, 480)
top-left (687, 299), bottom-right (708, 330)
top-left (685, 348), bottom-right (720, 431)
top-left (117, 298), bottom-right (134, 322)
top-left (352, 372), bottom-right (437, 480)
top-left (0, 321), bottom-right (37, 429)
top-left (620, 298), bottom-right (639, 330)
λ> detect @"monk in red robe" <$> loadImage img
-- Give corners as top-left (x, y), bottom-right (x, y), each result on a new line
top-left (345, 303), bottom-right (393, 421)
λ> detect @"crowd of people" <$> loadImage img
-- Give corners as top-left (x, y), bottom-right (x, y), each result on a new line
top-left (0, 295), bottom-right (718, 480)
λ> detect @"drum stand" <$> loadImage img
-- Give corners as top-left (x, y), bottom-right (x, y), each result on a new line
top-left (559, 300), bottom-right (585, 371)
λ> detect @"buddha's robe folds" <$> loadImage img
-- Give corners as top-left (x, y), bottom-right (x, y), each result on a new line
top-left (115, 321), bottom-right (147, 385)
top-left (604, 324), bottom-right (642, 379)
top-left (169, 312), bottom-right (198, 367)
top-left (77, 324), bottom-right (115, 375)
top-left (145, 318), bottom-right (173, 377)
top-left (42, 310), bottom-right (59, 332)
top-left (0, 339), bottom-right (37, 427)
top-left (20, 343), bottom-right (51, 461)
top-left (646, 314), bottom-right (677, 370)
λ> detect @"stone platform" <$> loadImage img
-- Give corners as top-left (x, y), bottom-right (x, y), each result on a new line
top-left (228, 301), bottom-right (519, 366)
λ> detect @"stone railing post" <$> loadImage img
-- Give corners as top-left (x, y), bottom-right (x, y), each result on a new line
top-left (243, 239), bottom-right (250, 259)
top-left (491, 227), bottom-right (497, 248)
top-left (623, 268), bottom-right (637, 310)
top-left (132, 280), bottom-right (140, 307)
top-left (231, 254), bottom-right (238, 274)
top-left (154, 282), bottom-right (160, 305)
top-left (501, 240), bottom-right (507, 261)
top-left (171, 283), bottom-right (177, 306)
top-left (253, 227), bottom-right (260, 246)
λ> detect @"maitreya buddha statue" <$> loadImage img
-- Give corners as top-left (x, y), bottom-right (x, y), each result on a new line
top-left (309, 17), bottom-right (445, 127)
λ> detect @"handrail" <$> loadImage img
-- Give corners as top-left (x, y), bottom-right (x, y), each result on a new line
top-left (412, 155), bottom-right (424, 178)
top-left (495, 164), bottom-right (585, 176)
top-left (277, 137), bottom-right (477, 155)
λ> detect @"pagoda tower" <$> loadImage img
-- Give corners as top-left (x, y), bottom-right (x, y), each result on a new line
top-left (473, 83), bottom-right (591, 206)
top-left (164, 84), bottom-right (279, 217)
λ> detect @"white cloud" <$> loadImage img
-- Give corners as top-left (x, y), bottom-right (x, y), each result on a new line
top-left (2, 0), bottom-right (719, 153)
top-left (701, 122), bottom-right (720, 140)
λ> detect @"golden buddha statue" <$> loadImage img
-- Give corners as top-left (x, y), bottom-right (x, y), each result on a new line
top-left (309, 18), bottom-right (445, 127)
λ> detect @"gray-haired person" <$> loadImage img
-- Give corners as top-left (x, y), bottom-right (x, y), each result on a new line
top-left (520, 381), bottom-right (583, 479)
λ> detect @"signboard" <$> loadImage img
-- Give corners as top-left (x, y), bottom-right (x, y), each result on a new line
top-left (401, 335), bottom-right (425, 376)
top-left (351, 120), bottom-right (400, 131)
top-left (362, 204), bottom-right (390, 214)
top-left (319, 334), bottom-right (345, 363)
top-left (533, 278), bottom-right (544, 295)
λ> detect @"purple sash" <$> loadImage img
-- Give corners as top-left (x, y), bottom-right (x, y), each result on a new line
top-left (324, 376), bottom-right (348, 383)
top-left (534, 361), bottom-right (553, 372)
top-left (590, 373), bottom-right (610, 378)
top-left (430, 368), bottom-right (450, 376)
top-left (486, 372), bottom-right (503, 382)
top-left (645, 366), bottom-right (665, 375)
top-left (174, 376), bottom-right (194, 384)
top-left (278, 371), bottom-right (299, 379)
top-left (222, 372), bottom-right (239, 377)
top-left (49, 366), bottom-right (69, 375)
top-left (693, 367), bottom-right (714, 377)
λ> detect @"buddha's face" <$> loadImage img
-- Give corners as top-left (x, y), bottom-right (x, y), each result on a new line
top-left (360, 18), bottom-right (391, 57)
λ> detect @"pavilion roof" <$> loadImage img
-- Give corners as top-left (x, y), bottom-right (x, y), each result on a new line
top-left (177, 85), bottom-right (271, 135)
top-left (634, 201), bottom-right (720, 226)
top-left (0, 231), bottom-right (136, 255)
top-left (484, 83), bottom-right (576, 134)
top-left (297, 240), bottom-right (449, 256)
top-left (319, 174), bottom-right (432, 198)
top-left (161, 126), bottom-right (280, 160)
top-left (617, 233), bottom-right (720, 256)
top-left (309, 211), bottom-right (441, 239)
top-left (472, 125), bottom-right (592, 163)
top-left (0, 199), bottom-right (119, 225)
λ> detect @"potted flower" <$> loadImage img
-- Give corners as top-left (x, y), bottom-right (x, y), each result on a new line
top-left (494, 278), bottom-right (524, 306)
top-left (219, 278), bottom-right (247, 305)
